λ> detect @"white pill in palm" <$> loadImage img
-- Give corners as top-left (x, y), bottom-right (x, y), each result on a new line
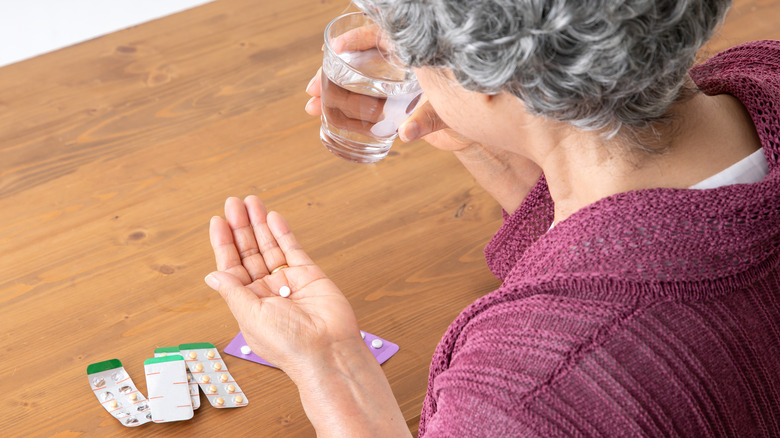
top-left (279, 286), bottom-right (291, 298)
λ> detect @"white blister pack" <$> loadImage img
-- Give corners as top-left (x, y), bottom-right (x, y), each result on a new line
top-left (154, 346), bottom-right (200, 410)
top-left (144, 355), bottom-right (194, 423)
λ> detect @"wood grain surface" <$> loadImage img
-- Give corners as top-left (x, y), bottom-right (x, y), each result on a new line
top-left (1, 0), bottom-right (778, 436)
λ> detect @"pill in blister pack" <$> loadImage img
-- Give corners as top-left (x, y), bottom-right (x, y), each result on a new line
top-left (178, 343), bottom-right (248, 408)
top-left (224, 330), bottom-right (399, 367)
top-left (87, 359), bottom-right (152, 427)
top-left (144, 355), bottom-right (194, 423)
top-left (154, 347), bottom-right (200, 410)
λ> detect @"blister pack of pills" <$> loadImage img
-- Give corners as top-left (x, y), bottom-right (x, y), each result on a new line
top-left (179, 342), bottom-right (248, 408)
top-left (144, 355), bottom-right (194, 423)
top-left (87, 359), bottom-right (152, 427)
top-left (224, 330), bottom-right (399, 367)
top-left (154, 347), bottom-right (200, 410)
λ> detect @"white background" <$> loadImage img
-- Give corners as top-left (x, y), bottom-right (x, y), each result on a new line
top-left (0, 0), bottom-right (214, 67)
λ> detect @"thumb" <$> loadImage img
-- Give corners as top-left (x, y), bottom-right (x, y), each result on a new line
top-left (205, 271), bottom-right (261, 319)
top-left (399, 99), bottom-right (448, 142)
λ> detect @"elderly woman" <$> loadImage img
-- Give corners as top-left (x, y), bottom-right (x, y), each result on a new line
top-left (205, 0), bottom-right (780, 436)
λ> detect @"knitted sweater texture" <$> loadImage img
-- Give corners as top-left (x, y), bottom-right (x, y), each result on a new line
top-left (419, 41), bottom-right (780, 437)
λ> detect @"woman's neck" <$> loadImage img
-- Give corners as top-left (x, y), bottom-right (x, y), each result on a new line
top-left (532, 93), bottom-right (762, 224)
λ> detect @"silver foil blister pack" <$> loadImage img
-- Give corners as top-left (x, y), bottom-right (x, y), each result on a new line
top-left (87, 359), bottom-right (152, 427)
top-left (178, 342), bottom-right (248, 408)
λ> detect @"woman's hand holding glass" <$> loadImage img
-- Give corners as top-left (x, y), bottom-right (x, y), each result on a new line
top-left (305, 25), bottom-right (475, 154)
top-left (305, 24), bottom-right (541, 213)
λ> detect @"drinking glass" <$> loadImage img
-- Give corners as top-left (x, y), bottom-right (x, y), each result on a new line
top-left (320, 12), bottom-right (422, 164)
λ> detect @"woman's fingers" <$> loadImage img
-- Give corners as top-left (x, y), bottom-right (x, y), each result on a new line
top-left (309, 89), bottom-right (391, 136)
top-left (305, 96), bottom-right (322, 116)
top-left (209, 216), bottom-right (252, 285)
top-left (330, 24), bottom-right (389, 53)
top-left (306, 67), bottom-right (322, 97)
top-left (244, 195), bottom-right (287, 274)
top-left (224, 197), bottom-right (270, 281)
top-left (308, 25), bottom-right (393, 122)
top-left (320, 75), bottom-right (386, 123)
top-left (305, 68), bottom-right (323, 115)
top-left (399, 99), bottom-right (448, 142)
top-left (398, 98), bottom-right (481, 152)
top-left (322, 107), bottom-right (382, 137)
top-left (266, 211), bottom-right (315, 268)
top-left (308, 74), bottom-right (386, 124)
top-left (213, 197), bottom-right (314, 288)
top-left (205, 271), bottom-right (266, 324)
top-left (315, 68), bottom-right (387, 137)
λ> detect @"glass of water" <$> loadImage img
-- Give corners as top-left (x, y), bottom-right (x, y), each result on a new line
top-left (320, 12), bottom-right (422, 164)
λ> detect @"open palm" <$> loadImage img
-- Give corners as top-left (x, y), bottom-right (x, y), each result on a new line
top-left (206, 196), bottom-right (360, 375)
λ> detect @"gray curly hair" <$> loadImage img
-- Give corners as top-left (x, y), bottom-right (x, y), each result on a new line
top-left (352, 0), bottom-right (732, 145)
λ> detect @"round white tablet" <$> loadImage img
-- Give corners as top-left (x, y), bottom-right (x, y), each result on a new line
top-left (240, 345), bottom-right (252, 355)
top-left (371, 339), bottom-right (383, 349)
top-left (279, 286), bottom-right (291, 298)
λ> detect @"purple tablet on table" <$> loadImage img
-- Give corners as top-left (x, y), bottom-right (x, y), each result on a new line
top-left (224, 331), bottom-right (399, 367)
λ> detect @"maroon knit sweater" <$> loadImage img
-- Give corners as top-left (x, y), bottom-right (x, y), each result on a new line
top-left (419, 41), bottom-right (780, 437)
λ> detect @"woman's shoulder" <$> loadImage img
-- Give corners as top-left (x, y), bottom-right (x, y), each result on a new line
top-left (691, 40), bottom-right (780, 176)
top-left (483, 176), bottom-right (554, 281)
top-left (706, 39), bottom-right (780, 61)
top-left (691, 40), bottom-right (780, 86)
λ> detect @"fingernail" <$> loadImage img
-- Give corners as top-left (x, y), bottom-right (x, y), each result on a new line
top-left (205, 274), bottom-right (220, 290)
top-left (306, 76), bottom-right (316, 93)
top-left (305, 97), bottom-right (317, 113)
top-left (400, 120), bottom-right (419, 142)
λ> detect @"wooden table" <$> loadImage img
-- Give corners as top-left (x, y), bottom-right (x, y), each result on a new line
top-left (1, 0), bottom-right (778, 436)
